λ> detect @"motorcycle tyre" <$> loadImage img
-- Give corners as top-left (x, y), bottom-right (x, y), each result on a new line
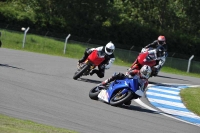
top-left (110, 90), bottom-right (132, 106)
top-left (73, 64), bottom-right (90, 80)
top-left (89, 86), bottom-right (101, 100)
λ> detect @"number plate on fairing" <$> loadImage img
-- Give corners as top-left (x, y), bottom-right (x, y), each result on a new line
top-left (98, 90), bottom-right (109, 103)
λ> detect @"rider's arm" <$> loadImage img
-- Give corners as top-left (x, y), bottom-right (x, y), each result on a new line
top-left (145, 40), bottom-right (157, 48)
top-left (128, 69), bottom-right (140, 76)
top-left (105, 57), bottom-right (115, 69)
top-left (94, 46), bottom-right (103, 52)
top-left (86, 48), bottom-right (96, 54)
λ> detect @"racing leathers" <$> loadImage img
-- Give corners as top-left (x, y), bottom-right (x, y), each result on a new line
top-left (100, 69), bottom-right (148, 96)
top-left (78, 46), bottom-right (115, 78)
top-left (145, 40), bottom-right (168, 52)
top-left (142, 41), bottom-right (168, 76)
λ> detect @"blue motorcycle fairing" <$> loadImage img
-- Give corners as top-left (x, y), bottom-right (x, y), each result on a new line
top-left (106, 78), bottom-right (139, 101)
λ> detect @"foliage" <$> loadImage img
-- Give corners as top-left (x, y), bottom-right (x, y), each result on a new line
top-left (0, 0), bottom-right (200, 56)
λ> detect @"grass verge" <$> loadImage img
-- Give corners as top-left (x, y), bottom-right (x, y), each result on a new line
top-left (0, 114), bottom-right (78, 133)
top-left (180, 87), bottom-right (200, 116)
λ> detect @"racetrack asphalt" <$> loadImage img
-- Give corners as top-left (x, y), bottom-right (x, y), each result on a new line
top-left (0, 48), bottom-right (200, 133)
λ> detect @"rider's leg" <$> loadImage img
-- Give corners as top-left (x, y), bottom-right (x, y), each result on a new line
top-left (90, 67), bottom-right (105, 78)
top-left (101, 72), bottom-right (125, 86)
top-left (154, 58), bottom-right (165, 76)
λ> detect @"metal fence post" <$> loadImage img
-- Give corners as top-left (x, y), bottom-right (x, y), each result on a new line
top-left (64, 34), bottom-right (71, 54)
top-left (187, 55), bottom-right (194, 73)
top-left (128, 45), bottom-right (134, 61)
top-left (22, 27), bottom-right (30, 48)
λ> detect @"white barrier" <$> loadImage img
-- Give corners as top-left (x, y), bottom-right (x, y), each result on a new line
top-left (187, 55), bottom-right (194, 73)
top-left (64, 34), bottom-right (71, 54)
top-left (22, 27), bottom-right (30, 48)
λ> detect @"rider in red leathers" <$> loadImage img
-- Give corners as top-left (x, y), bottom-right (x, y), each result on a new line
top-left (141, 35), bottom-right (168, 76)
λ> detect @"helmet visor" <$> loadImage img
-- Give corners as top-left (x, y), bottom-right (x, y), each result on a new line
top-left (106, 47), bottom-right (114, 53)
top-left (158, 41), bottom-right (165, 45)
top-left (142, 70), bottom-right (151, 79)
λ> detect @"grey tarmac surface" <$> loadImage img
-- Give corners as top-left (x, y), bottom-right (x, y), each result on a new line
top-left (0, 48), bottom-right (199, 133)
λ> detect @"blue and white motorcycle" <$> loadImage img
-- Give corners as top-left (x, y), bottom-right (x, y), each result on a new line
top-left (89, 76), bottom-right (144, 106)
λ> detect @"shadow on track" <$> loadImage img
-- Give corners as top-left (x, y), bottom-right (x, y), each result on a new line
top-left (78, 78), bottom-right (102, 84)
top-left (0, 64), bottom-right (24, 70)
top-left (120, 104), bottom-right (175, 116)
top-left (123, 105), bottom-right (156, 113)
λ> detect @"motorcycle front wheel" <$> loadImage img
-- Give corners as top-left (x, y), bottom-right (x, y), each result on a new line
top-left (109, 89), bottom-right (132, 106)
top-left (89, 86), bottom-right (102, 100)
top-left (73, 64), bottom-right (90, 80)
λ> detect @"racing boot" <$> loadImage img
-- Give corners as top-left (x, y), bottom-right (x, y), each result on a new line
top-left (78, 49), bottom-right (90, 67)
top-left (77, 59), bottom-right (85, 68)
top-left (99, 76), bottom-right (115, 87)
top-left (77, 60), bottom-right (82, 68)
top-left (99, 72), bottom-right (124, 86)
top-left (90, 69), bottom-right (98, 76)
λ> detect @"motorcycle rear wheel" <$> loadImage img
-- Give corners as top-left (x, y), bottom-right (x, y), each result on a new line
top-left (73, 64), bottom-right (90, 80)
top-left (110, 90), bottom-right (132, 106)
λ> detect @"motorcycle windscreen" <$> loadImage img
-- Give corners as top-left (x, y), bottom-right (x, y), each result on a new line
top-left (128, 78), bottom-right (139, 92)
top-left (137, 52), bottom-right (156, 66)
top-left (88, 50), bottom-right (105, 66)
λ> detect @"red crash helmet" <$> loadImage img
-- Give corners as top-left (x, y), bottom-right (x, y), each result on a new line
top-left (157, 36), bottom-right (166, 45)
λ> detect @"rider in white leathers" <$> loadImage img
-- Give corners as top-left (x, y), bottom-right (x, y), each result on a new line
top-left (78, 42), bottom-right (115, 78)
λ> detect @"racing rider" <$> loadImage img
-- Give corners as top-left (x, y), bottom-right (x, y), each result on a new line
top-left (98, 65), bottom-right (152, 105)
top-left (140, 36), bottom-right (168, 76)
top-left (78, 42), bottom-right (115, 78)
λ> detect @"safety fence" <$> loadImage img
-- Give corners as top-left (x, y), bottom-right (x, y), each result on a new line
top-left (0, 28), bottom-right (199, 74)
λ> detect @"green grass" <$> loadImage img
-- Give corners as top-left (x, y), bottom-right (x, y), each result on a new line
top-left (0, 29), bottom-right (200, 132)
top-left (2, 29), bottom-right (200, 77)
top-left (161, 67), bottom-right (200, 78)
top-left (0, 114), bottom-right (77, 133)
top-left (180, 88), bottom-right (200, 116)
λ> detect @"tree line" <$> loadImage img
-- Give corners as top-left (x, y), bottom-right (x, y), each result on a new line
top-left (0, 0), bottom-right (200, 57)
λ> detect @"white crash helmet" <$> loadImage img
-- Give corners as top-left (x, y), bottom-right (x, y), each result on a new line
top-left (105, 42), bottom-right (115, 55)
top-left (140, 65), bottom-right (152, 79)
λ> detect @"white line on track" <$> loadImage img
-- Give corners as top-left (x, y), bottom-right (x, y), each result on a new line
top-left (134, 84), bottom-right (200, 127)
top-left (148, 98), bottom-right (185, 108)
top-left (133, 98), bottom-right (199, 127)
top-left (158, 108), bottom-right (200, 119)
top-left (146, 92), bottom-right (181, 100)
top-left (147, 88), bottom-right (179, 95)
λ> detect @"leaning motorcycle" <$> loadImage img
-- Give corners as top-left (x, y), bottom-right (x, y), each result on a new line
top-left (89, 76), bottom-right (144, 106)
top-left (131, 46), bottom-right (165, 77)
top-left (73, 50), bottom-right (105, 80)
